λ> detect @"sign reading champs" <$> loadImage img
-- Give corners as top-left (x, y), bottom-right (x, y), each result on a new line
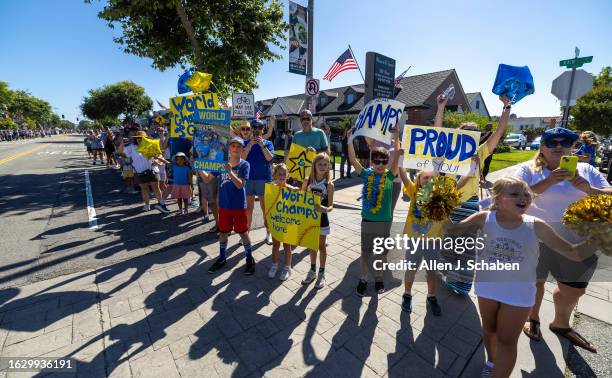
top-left (401, 125), bottom-right (481, 176)
top-left (351, 98), bottom-right (404, 145)
top-left (169, 93), bottom-right (220, 138)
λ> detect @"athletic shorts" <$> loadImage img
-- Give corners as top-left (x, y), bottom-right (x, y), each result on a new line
top-left (246, 179), bottom-right (268, 196)
top-left (198, 176), bottom-right (218, 204)
top-left (218, 208), bottom-right (249, 234)
top-left (135, 170), bottom-right (160, 185)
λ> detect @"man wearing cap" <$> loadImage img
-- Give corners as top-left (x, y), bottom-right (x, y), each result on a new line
top-left (287, 109), bottom-right (329, 158)
top-left (118, 131), bottom-right (171, 213)
top-left (242, 119), bottom-right (275, 245)
top-left (515, 126), bottom-right (611, 353)
top-left (198, 136), bottom-right (255, 275)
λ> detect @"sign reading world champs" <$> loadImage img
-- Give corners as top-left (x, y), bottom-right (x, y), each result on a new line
top-left (169, 93), bottom-right (220, 138)
top-left (401, 125), bottom-right (481, 176)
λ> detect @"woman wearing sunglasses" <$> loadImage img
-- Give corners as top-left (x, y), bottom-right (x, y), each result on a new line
top-left (515, 127), bottom-right (611, 353)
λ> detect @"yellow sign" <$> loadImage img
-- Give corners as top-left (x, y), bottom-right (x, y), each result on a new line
top-left (169, 93), bottom-right (220, 138)
top-left (287, 143), bottom-right (316, 182)
top-left (154, 115), bottom-right (165, 125)
top-left (401, 125), bottom-right (481, 176)
top-left (264, 183), bottom-right (320, 250)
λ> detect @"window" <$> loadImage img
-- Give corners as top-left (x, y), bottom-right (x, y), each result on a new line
top-left (476, 100), bottom-right (480, 109)
top-left (345, 92), bottom-right (355, 105)
top-left (318, 95), bottom-right (327, 107)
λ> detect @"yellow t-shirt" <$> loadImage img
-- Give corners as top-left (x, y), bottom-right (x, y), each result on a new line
top-left (403, 180), bottom-right (443, 238)
top-left (458, 143), bottom-right (490, 203)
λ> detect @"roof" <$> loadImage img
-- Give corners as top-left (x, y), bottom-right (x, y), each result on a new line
top-left (466, 92), bottom-right (481, 103)
top-left (256, 69), bottom-right (459, 116)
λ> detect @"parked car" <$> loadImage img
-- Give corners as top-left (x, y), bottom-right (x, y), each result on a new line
top-left (530, 136), bottom-right (541, 150)
top-left (504, 133), bottom-right (528, 149)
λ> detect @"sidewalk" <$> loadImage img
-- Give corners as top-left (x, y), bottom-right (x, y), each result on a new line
top-left (1, 162), bottom-right (610, 377)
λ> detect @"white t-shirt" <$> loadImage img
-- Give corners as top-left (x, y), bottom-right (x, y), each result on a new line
top-left (124, 145), bottom-right (153, 173)
top-left (514, 161), bottom-right (610, 241)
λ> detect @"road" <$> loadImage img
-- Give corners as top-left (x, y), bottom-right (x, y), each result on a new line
top-left (0, 135), bottom-right (264, 289)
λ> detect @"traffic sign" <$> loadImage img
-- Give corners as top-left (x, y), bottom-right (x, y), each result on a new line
top-left (559, 56), bottom-right (593, 68)
top-left (305, 79), bottom-right (319, 96)
top-left (551, 69), bottom-right (593, 106)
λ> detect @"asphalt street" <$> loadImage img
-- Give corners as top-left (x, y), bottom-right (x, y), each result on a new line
top-left (0, 135), bottom-right (264, 289)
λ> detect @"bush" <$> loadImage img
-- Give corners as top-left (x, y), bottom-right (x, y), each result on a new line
top-left (494, 143), bottom-right (512, 153)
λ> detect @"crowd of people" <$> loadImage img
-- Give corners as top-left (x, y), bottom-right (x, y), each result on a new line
top-left (82, 94), bottom-right (610, 377)
top-left (0, 127), bottom-right (64, 141)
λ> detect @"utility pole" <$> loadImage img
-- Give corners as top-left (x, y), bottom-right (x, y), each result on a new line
top-left (306, 0), bottom-right (314, 113)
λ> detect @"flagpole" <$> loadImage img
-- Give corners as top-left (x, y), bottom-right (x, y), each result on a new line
top-left (348, 44), bottom-right (365, 82)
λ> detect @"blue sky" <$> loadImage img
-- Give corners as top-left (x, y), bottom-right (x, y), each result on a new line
top-left (1, 0), bottom-right (610, 123)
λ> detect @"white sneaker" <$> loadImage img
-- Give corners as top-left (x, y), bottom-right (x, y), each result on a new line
top-left (301, 270), bottom-right (316, 285)
top-left (315, 272), bottom-right (326, 289)
top-left (268, 264), bottom-right (278, 279)
top-left (265, 233), bottom-right (273, 245)
top-left (142, 204), bottom-right (151, 211)
top-left (279, 267), bottom-right (291, 281)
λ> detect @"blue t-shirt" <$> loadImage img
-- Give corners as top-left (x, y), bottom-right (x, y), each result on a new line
top-left (576, 144), bottom-right (597, 167)
top-left (172, 164), bottom-right (191, 185)
top-left (216, 160), bottom-right (250, 209)
top-left (244, 139), bottom-right (274, 181)
top-left (292, 128), bottom-right (328, 151)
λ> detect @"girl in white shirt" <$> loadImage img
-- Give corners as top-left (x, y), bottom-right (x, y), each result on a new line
top-left (445, 177), bottom-right (593, 378)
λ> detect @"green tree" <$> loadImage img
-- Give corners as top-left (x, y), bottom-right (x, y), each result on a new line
top-left (523, 126), bottom-right (546, 142)
top-left (81, 81), bottom-right (153, 126)
top-left (570, 66), bottom-right (612, 135)
top-left (443, 111), bottom-right (493, 130)
top-left (88, 0), bottom-right (287, 99)
top-left (338, 115), bottom-right (356, 131)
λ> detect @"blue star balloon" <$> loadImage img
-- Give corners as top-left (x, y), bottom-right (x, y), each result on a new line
top-left (492, 64), bottom-right (535, 104)
top-left (177, 70), bottom-right (193, 94)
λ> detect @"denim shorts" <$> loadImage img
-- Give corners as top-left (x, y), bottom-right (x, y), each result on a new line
top-left (245, 179), bottom-right (268, 196)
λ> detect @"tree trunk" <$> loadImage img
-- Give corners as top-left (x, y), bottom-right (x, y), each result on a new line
top-left (174, 0), bottom-right (205, 70)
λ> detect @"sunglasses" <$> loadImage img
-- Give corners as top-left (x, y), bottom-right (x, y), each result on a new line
top-left (371, 159), bottom-right (388, 165)
top-left (544, 139), bottom-right (573, 148)
top-left (240, 128), bottom-right (251, 131)
top-left (300, 117), bottom-right (311, 121)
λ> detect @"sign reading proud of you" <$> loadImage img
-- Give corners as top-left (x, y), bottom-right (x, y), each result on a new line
top-left (401, 125), bottom-right (480, 176)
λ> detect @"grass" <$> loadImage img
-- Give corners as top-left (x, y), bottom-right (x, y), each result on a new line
top-left (489, 149), bottom-right (537, 172)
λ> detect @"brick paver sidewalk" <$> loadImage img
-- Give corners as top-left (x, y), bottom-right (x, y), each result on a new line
top-left (1, 199), bottom-right (609, 377)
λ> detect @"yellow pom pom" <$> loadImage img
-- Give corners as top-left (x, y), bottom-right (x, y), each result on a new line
top-left (563, 194), bottom-right (612, 256)
top-left (416, 176), bottom-right (461, 222)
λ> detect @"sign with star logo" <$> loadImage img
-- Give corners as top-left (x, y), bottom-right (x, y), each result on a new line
top-left (287, 143), bottom-right (315, 182)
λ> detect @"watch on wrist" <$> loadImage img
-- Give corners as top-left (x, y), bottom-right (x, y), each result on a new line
top-left (503, 104), bottom-right (512, 111)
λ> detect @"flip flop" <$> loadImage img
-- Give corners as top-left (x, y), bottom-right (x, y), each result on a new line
top-left (522, 319), bottom-right (541, 342)
top-left (549, 325), bottom-right (597, 353)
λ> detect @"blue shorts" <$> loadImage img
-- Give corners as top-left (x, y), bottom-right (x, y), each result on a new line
top-left (245, 179), bottom-right (268, 196)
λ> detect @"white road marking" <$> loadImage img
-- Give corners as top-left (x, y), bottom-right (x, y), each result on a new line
top-left (84, 170), bottom-right (98, 230)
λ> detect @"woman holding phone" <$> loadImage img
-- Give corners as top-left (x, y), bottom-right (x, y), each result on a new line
top-left (514, 127), bottom-right (611, 353)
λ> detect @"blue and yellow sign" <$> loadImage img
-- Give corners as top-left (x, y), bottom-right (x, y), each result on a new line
top-left (169, 93), bottom-right (220, 138)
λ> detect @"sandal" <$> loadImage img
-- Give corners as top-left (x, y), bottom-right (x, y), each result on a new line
top-left (522, 319), bottom-right (541, 342)
top-left (549, 325), bottom-right (597, 353)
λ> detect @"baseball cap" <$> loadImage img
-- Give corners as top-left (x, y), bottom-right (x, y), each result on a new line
top-left (174, 152), bottom-right (187, 159)
top-left (541, 127), bottom-right (578, 143)
top-left (229, 136), bottom-right (245, 146)
top-left (250, 119), bottom-right (265, 128)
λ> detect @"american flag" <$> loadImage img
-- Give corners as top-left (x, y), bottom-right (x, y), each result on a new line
top-left (393, 66), bottom-right (411, 88)
top-left (323, 49), bottom-right (359, 81)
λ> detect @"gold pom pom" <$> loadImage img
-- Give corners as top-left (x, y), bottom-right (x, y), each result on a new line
top-left (416, 176), bottom-right (461, 222)
top-left (563, 194), bottom-right (612, 256)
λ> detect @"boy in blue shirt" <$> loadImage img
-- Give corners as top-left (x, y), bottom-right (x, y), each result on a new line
top-left (198, 137), bottom-right (254, 275)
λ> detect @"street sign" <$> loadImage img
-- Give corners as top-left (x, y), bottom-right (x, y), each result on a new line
top-left (231, 93), bottom-right (255, 118)
top-left (559, 56), bottom-right (593, 68)
top-left (305, 79), bottom-right (319, 96)
top-left (551, 69), bottom-right (593, 106)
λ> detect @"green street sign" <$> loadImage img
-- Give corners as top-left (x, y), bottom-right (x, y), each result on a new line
top-left (559, 56), bottom-right (593, 68)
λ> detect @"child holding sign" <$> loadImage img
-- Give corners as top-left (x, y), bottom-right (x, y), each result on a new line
top-left (268, 163), bottom-right (297, 281)
top-left (348, 125), bottom-right (401, 296)
top-left (301, 153), bottom-right (334, 289)
top-left (198, 137), bottom-right (254, 275)
top-left (398, 169), bottom-right (444, 316)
